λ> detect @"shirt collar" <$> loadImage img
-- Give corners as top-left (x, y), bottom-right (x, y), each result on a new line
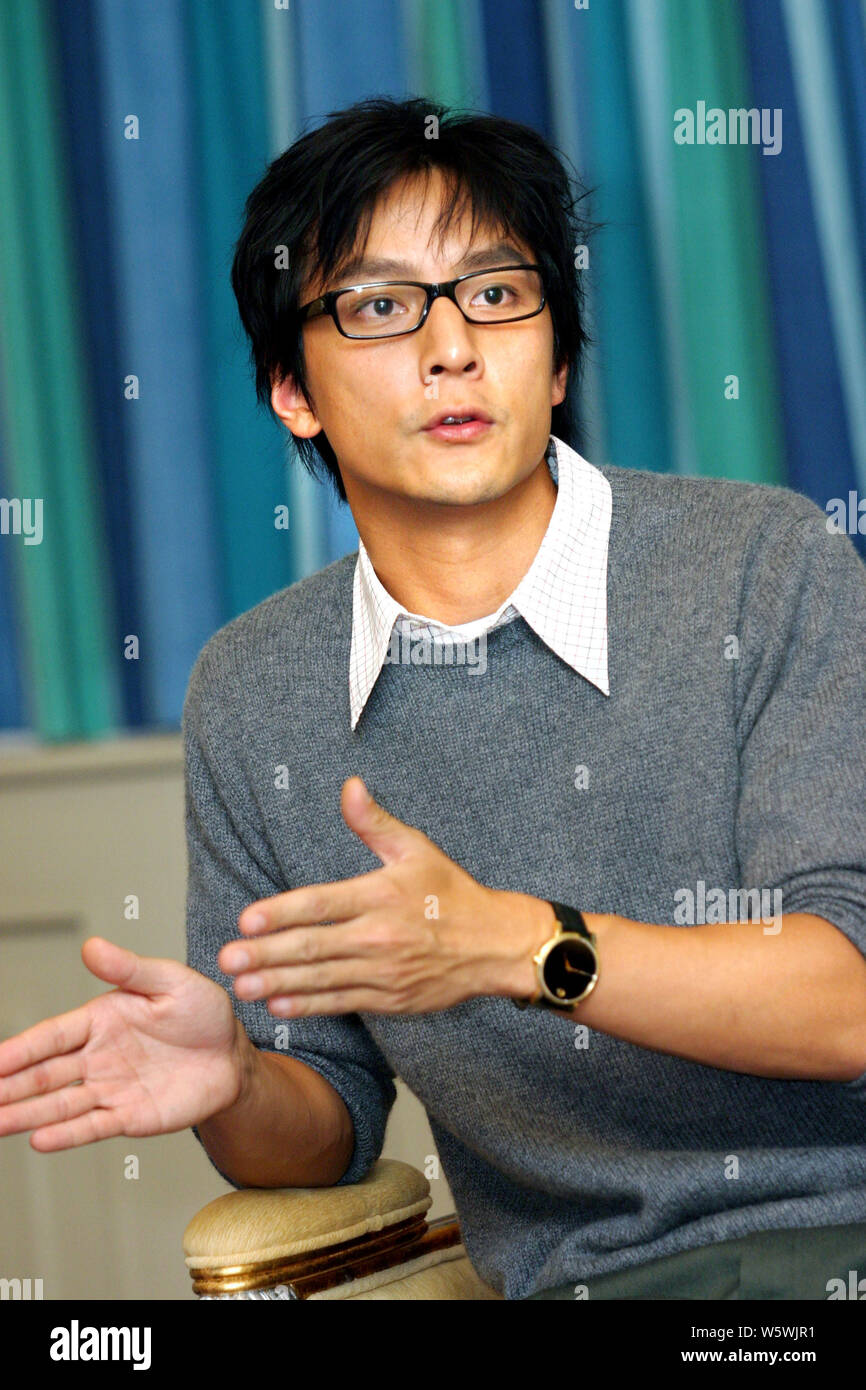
top-left (348, 434), bottom-right (612, 729)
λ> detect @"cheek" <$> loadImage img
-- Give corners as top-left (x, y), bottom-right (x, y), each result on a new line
top-left (306, 353), bottom-right (378, 433)
top-left (502, 324), bottom-right (554, 378)
top-left (333, 346), bottom-right (410, 405)
top-left (325, 363), bottom-right (408, 457)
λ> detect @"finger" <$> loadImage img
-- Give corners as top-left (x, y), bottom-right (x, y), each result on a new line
top-left (267, 986), bottom-right (395, 1018)
top-left (30, 1105), bottom-right (126, 1153)
top-left (341, 776), bottom-right (430, 867)
top-left (80, 936), bottom-right (179, 997)
top-left (232, 954), bottom-right (396, 1001)
top-left (0, 1048), bottom-right (83, 1108)
top-left (237, 868), bottom-right (394, 935)
top-left (0, 1078), bottom-right (97, 1140)
top-left (0, 1005), bottom-right (91, 1078)
top-left (220, 920), bottom-right (387, 976)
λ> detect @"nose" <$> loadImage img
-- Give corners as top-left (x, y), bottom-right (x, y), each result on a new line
top-left (417, 294), bottom-right (482, 381)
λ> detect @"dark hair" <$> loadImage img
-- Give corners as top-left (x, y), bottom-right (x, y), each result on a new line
top-left (231, 95), bottom-right (602, 503)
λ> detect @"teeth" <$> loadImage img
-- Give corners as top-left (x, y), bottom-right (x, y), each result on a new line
top-left (442, 416), bottom-right (471, 424)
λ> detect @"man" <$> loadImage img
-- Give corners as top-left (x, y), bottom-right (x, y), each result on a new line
top-left (2, 96), bottom-right (866, 1303)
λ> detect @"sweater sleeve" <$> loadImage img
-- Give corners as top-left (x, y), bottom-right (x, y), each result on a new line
top-left (733, 498), bottom-right (866, 1094)
top-left (182, 651), bottom-right (396, 1187)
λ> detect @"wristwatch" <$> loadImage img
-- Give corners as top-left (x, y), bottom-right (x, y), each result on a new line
top-left (512, 900), bottom-right (600, 1012)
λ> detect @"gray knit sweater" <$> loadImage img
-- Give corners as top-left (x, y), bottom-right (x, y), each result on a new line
top-left (184, 460), bottom-right (866, 1300)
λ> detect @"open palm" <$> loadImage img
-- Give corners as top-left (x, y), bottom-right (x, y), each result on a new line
top-left (0, 937), bottom-right (245, 1150)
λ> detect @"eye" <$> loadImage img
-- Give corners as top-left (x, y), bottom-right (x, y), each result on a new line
top-left (470, 283), bottom-right (515, 308)
top-left (348, 293), bottom-right (410, 320)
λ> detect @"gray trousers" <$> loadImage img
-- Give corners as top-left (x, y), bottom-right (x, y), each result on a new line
top-left (524, 1220), bottom-right (866, 1299)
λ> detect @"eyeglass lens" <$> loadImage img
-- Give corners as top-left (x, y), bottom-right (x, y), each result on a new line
top-left (335, 267), bottom-right (543, 337)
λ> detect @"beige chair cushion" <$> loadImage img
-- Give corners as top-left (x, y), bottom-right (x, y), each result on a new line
top-left (184, 1157), bottom-right (503, 1299)
top-left (184, 1158), bottom-right (433, 1268)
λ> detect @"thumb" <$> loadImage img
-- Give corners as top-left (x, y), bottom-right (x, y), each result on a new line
top-left (340, 776), bottom-right (427, 866)
top-left (81, 937), bottom-right (177, 997)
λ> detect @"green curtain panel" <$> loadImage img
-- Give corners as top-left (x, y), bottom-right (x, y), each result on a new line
top-left (665, 0), bottom-right (785, 484)
top-left (0, 0), bottom-right (118, 739)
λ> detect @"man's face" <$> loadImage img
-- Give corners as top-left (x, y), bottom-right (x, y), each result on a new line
top-left (276, 169), bottom-right (568, 511)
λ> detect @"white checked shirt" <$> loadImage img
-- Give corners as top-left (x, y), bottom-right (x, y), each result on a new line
top-left (348, 434), bottom-right (612, 730)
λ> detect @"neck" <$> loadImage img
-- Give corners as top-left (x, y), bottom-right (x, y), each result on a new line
top-left (349, 453), bottom-right (557, 625)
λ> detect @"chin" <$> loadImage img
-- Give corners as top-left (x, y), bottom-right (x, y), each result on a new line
top-left (412, 463), bottom-right (502, 503)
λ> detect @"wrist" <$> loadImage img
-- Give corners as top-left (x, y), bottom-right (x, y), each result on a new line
top-left (492, 891), bottom-right (558, 1000)
top-left (499, 898), bottom-right (613, 1007)
top-left (196, 1017), bottom-right (261, 1144)
top-left (223, 1015), bottom-right (259, 1115)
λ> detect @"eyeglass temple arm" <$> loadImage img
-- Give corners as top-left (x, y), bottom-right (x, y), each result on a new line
top-left (298, 297), bottom-right (328, 322)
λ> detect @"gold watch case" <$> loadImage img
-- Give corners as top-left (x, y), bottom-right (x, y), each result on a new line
top-left (514, 909), bottom-right (599, 1012)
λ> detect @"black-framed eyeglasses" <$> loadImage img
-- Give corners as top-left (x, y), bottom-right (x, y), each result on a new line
top-left (297, 263), bottom-right (545, 339)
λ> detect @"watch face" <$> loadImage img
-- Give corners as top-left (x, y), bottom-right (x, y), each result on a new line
top-left (544, 937), bottom-right (597, 1002)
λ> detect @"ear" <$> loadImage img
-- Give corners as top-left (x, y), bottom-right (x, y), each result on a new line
top-left (552, 357), bottom-right (568, 409)
top-left (270, 372), bottom-right (322, 439)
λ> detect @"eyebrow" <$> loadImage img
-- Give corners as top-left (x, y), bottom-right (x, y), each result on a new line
top-left (331, 241), bottom-right (530, 286)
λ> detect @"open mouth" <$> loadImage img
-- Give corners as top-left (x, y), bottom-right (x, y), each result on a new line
top-left (423, 411), bottom-right (494, 441)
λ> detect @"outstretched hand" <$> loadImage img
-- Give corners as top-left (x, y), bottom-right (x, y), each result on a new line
top-left (0, 939), bottom-right (246, 1151)
top-left (218, 776), bottom-right (552, 1017)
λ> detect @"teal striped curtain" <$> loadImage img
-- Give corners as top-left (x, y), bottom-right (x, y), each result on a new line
top-left (1, 0), bottom-right (864, 741)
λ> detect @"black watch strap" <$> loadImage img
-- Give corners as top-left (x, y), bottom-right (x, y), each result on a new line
top-left (549, 900), bottom-right (593, 941)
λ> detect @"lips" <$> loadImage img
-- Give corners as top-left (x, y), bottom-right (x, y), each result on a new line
top-left (424, 407), bottom-right (494, 429)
